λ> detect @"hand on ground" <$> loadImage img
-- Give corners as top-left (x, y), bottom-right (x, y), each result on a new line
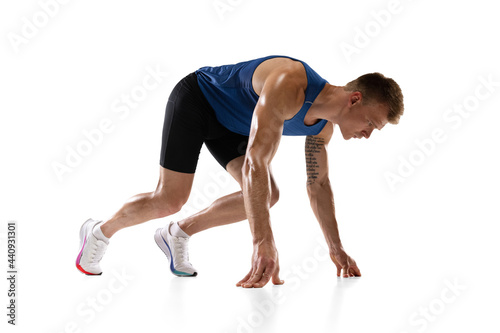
top-left (330, 249), bottom-right (361, 278)
top-left (236, 242), bottom-right (284, 288)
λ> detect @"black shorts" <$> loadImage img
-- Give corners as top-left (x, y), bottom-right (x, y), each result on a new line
top-left (160, 72), bottom-right (249, 173)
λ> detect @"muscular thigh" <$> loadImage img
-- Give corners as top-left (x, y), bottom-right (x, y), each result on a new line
top-left (155, 166), bottom-right (195, 204)
top-left (159, 72), bottom-right (211, 173)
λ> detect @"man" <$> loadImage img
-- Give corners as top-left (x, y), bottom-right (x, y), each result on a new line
top-left (76, 55), bottom-right (404, 288)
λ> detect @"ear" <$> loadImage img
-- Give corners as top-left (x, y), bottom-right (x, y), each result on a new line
top-left (348, 91), bottom-right (362, 107)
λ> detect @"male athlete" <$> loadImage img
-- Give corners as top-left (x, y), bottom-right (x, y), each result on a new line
top-left (76, 55), bottom-right (404, 288)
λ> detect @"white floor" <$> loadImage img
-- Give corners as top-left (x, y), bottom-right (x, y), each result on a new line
top-left (5, 220), bottom-right (499, 333)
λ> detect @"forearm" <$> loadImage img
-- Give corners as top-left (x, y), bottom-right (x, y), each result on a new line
top-left (307, 182), bottom-right (343, 251)
top-left (242, 159), bottom-right (275, 245)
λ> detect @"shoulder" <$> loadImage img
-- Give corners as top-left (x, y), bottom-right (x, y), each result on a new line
top-left (252, 57), bottom-right (307, 96)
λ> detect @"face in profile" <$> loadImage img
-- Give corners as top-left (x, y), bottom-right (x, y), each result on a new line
top-left (338, 92), bottom-right (389, 140)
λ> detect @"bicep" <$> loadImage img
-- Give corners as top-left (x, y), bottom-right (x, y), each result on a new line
top-left (246, 102), bottom-right (284, 166)
top-left (246, 71), bottom-right (304, 166)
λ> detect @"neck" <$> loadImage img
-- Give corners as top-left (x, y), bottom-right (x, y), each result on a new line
top-left (309, 84), bottom-right (347, 124)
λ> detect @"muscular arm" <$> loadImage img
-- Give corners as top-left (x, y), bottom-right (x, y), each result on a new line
top-left (305, 122), bottom-right (342, 248)
top-left (244, 64), bottom-right (305, 243)
top-left (306, 123), bottom-right (361, 277)
top-left (238, 61), bottom-right (306, 288)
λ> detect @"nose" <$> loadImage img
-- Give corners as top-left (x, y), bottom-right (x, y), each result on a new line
top-left (362, 128), bottom-right (374, 139)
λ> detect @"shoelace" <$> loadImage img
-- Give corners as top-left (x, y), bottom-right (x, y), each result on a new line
top-left (173, 237), bottom-right (190, 264)
top-left (91, 240), bottom-right (107, 263)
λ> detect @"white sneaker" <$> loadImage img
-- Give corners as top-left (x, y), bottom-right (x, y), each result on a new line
top-left (76, 218), bottom-right (108, 275)
top-left (154, 222), bottom-right (197, 277)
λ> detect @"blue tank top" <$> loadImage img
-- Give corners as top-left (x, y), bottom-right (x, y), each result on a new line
top-left (195, 55), bottom-right (328, 136)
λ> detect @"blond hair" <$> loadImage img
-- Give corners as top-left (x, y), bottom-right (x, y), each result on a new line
top-left (345, 73), bottom-right (404, 124)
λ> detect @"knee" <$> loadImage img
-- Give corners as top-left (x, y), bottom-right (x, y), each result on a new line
top-left (270, 183), bottom-right (280, 207)
top-left (152, 191), bottom-right (187, 218)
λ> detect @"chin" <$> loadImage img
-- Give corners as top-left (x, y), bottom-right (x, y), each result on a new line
top-left (339, 128), bottom-right (349, 140)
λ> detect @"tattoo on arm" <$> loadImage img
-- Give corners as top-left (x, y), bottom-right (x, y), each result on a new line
top-left (305, 136), bottom-right (325, 186)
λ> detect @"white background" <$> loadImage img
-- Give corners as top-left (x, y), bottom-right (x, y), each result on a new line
top-left (1, 0), bottom-right (499, 332)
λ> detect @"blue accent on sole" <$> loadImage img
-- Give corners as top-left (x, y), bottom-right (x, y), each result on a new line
top-left (160, 233), bottom-right (196, 277)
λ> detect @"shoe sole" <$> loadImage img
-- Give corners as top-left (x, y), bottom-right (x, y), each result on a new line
top-left (154, 228), bottom-right (197, 277)
top-left (76, 219), bottom-right (102, 276)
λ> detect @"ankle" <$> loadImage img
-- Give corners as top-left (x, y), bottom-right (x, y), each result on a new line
top-left (99, 222), bottom-right (115, 239)
top-left (171, 221), bottom-right (191, 238)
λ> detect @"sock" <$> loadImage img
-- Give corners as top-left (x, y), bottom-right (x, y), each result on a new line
top-left (169, 222), bottom-right (190, 238)
top-left (92, 222), bottom-right (110, 244)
